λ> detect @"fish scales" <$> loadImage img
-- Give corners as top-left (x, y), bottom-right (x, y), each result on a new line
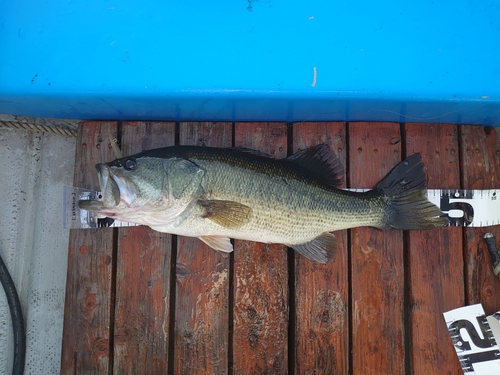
top-left (177, 160), bottom-right (380, 243)
top-left (80, 145), bottom-right (447, 263)
top-left (156, 147), bottom-right (384, 242)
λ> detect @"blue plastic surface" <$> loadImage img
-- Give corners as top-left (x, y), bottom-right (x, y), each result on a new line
top-left (1, 1), bottom-right (499, 124)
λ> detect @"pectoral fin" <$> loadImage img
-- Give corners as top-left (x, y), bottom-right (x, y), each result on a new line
top-left (198, 200), bottom-right (251, 229)
top-left (291, 232), bottom-right (338, 263)
top-left (199, 236), bottom-right (233, 253)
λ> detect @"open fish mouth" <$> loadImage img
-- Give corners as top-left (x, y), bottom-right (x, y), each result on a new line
top-left (97, 163), bottom-right (109, 196)
top-left (78, 164), bottom-right (121, 212)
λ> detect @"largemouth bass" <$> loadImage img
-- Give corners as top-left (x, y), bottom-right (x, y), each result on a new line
top-left (79, 145), bottom-right (447, 263)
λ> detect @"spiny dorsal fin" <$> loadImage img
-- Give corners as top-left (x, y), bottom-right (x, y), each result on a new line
top-left (287, 144), bottom-right (344, 188)
top-left (291, 232), bottom-right (338, 263)
top-left (198, 200), bottom-right (252, 229)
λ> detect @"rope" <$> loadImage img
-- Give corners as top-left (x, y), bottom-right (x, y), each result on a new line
top-left (0, 121), bottom-right (77, 137)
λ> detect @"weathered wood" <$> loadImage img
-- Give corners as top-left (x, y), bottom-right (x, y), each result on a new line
top-left (65, 120), bottom-right (500, 374)
top-left (349, 122), bottom-right (406, 375)
top-left (292, 122), bottom-right (349, 375)
top-left (61, 122), bottom-right (117, 374)
top-left (460, 125), bottom-right (500, 315)
top-left (232, 122), bottom-right (289, 374)
top-left (112, 122), bottom-right (175, 374)
top-left (174, 122), bottom-right (232, 374)
top-left (405, 123), bottom-right (464, 374)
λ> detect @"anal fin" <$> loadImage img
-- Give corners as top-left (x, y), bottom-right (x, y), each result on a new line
top-left (291, 232), bottom-right (338, 263)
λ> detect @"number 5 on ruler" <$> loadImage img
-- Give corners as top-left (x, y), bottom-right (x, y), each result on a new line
top-left (440, 193), bottom-right (475, 226)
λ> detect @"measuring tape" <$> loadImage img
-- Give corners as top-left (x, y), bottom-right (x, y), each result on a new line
top-left (64, 187), bottom-right (500, 229)
top-left (427, 189), bottom-right (499, 227)
top-left (347, 188), bottom-right (500, 228)
top-left (444, 304), bottom-right (500, 374)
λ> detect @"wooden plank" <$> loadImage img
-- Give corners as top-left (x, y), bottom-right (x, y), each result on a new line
top-left (174, 122), bottom-right (233, 374)
top-left (61, 121), bottom-right (117, 374)
top-left (348, 122), bottom-right (405, 375)
top-left (232, 122), bottom-right (289, 374)
top-left (292, 122), bottom-right (349, 375)
top-left (112, 122), bottom-right (175, 374)
top-left (461, 125), bottom-right (500, 314)
top-left (405, 123), bottom-right (464, 374)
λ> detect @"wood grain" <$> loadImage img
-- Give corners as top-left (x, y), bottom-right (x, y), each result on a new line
top-left (61, 122), bottom-right (117, 374)
top-left (405, 123), bottom-right (464, 375)
top-left (292, 122), bottom-right (349, 375)
top-left (232, 122), bottom-right (289, 374)
top-left (112, 122), bottom-right (175, 374)
top-left (460, 125), bottom-right (500, 315)
top-left (174, 122), bottom-right (232, 375)
top-left (349, 122), bottom-right (405, 375)
top-left (63, 121), bottom-right (498, 374)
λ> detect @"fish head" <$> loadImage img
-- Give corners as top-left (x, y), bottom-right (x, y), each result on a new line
top-left (79, 155), bottom-right (205, 225)
top-left (79, 156), bottom-right (173, 219)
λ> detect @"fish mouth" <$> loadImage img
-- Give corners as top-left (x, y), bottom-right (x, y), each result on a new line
top-left (78, 197), bottom-right (106, 211)
top-left (78, 164), bottom-right (121, 212)
top-left (97, 163), bottom-right (109, 196)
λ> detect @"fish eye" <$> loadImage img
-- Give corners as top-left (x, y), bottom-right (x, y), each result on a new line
top-left (124, 159), bottom-right (136, 171)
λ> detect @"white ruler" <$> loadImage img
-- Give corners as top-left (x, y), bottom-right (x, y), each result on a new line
top-left (444, 304), bottom-right (500, 374)
top-left (346, 188), bottom-right (499, 228)
top-left (64, 186), bottom-right (500, 229)
top-left (427, 189), bottom-right (500, 228)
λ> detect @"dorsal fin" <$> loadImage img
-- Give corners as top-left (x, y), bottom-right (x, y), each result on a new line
top-left (286, 144), bottom-right (344, 188)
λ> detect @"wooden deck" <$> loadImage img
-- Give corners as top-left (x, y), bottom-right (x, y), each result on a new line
top-left (61, 121), bottom-right (500, 375)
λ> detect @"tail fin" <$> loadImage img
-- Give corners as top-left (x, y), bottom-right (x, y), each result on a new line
top-left (377, 153), bottom-right (448, 230)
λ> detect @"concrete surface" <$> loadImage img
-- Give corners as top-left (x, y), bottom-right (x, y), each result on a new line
top-left (0, 127), bottom-right (75, 374)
